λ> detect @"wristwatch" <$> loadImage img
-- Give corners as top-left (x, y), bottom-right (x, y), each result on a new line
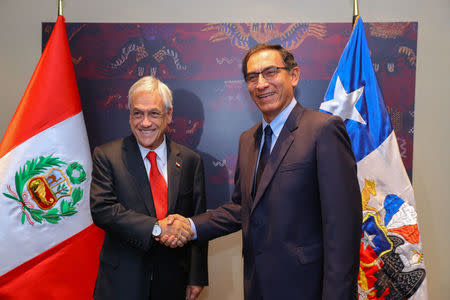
top-left (152, 221), bottom-right (162, 237)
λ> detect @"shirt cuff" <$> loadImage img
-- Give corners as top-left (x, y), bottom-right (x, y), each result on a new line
top-left (188, 218), bottom-right (198, 240)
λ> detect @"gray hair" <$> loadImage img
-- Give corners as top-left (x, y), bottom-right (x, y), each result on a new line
top-left (128, 76), bottom-right (173, 112)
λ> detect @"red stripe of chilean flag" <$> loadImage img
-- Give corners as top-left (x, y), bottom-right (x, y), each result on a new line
top-left (0, 16), bottom-right (103, 299)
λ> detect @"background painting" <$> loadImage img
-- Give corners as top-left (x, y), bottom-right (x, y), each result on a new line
top-left (42, 22), bottom-right (417, 209)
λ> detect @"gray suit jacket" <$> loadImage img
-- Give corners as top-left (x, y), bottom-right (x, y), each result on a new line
top-left (193, 103), bottom-right (362, 300)
top-left (90, 135), bottom-right (208, 300)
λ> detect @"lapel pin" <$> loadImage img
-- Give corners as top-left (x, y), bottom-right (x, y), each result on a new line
top-left (175, 162), bottom-right (181, 168)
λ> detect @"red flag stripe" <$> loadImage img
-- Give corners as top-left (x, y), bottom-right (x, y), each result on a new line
top-left (0, 16), bottom-right (81, 158)
top-left (0, 224), bottom-right (104, 299)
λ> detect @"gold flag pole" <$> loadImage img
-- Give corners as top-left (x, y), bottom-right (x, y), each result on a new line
top-left (353, 0), bottom-right (359, 26)
top-left (58, 0), bottom-right (64, 16)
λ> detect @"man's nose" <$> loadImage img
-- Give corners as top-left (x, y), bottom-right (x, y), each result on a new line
top-left (141, 114), bottom-right (153, 126)
top-left (256, 73), bottom-right (269, 88)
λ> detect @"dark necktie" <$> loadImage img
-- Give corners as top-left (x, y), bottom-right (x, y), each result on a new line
top-left (146, 151), bottom-right (168, 220)
top-left (254, 125), bottom-right (272, 196)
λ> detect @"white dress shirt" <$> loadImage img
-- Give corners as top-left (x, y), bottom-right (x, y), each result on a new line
top-left (137, 136), bottom-right (168, 185)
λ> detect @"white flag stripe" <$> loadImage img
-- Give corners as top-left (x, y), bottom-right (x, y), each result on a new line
top-left (410, 280), bottom-right (428, 300)
top-left (357, 132), bottom-right (415, 210)
top-left (357, 131), bottom-right (427, 296)
top-left (0, 112), bottom-right (92, 276)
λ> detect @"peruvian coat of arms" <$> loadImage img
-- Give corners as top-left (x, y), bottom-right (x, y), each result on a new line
top-left (3, 154), bottom-right (86, 225)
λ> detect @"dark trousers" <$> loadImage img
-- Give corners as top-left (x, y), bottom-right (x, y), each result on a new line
top-left (149, 263), bottom-right (187, 300)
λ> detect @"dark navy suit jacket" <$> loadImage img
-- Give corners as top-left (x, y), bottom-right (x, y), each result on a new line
top-left (192, 104), bottom-right (362, 300)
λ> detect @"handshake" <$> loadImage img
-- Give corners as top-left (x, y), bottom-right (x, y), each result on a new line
top-left (156, 214), bottom-right (194, 248)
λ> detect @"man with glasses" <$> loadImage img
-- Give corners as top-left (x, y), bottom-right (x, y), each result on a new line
top-left (165, 44), bottom-right (362, 300)
top-left (90, 76), bottom-right (208, 300)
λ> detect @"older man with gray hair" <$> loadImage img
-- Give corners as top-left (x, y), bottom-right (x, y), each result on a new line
top-left (90, 76), bottom-right (208, 300)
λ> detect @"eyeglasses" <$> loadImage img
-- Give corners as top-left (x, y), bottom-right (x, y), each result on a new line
top-left (245, 66), bottom-right (289, 85)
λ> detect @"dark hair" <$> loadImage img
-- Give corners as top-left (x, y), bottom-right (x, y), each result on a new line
top-left (241, 44), bottom-right (298, 80)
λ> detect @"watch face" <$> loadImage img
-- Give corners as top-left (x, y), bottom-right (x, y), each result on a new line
top-left (153, 224), bottom-right (162, 237)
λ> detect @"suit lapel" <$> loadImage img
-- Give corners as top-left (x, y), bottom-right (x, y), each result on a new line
top-left (251, 104), bottom-right (304, 213)
top-left (246, 124), bottom-right (263, 202)
top-left (166, 139), bottom-right (182, 213)
top-left (122, 135), bottom-right (156, 216)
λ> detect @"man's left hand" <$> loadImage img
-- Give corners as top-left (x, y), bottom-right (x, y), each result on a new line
top-left (186, 285), bottom-right (204, 300)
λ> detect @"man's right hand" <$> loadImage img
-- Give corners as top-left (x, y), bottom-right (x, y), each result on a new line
top-left (157, 214), bottom-right (193, 248)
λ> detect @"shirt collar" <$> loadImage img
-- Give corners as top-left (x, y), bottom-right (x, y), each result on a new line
top-left (262, 98), bottom-right (297, 138)
top-left (138, 136), bottom-right (167, 166)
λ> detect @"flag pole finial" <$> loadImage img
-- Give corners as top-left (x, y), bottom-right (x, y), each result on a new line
top-left (353, 0), bottom-right (359, 16)
top-left (58, 0), bottom-right (63, 16)
top-left (353, 0), bottom-right (359, 25)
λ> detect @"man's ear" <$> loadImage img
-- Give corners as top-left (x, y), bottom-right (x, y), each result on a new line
top-left (166, 107), bottom-right (173, 124)
top-left (290, 66), bottom-right (300, 87)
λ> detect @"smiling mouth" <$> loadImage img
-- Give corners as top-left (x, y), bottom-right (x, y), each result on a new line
top-left (140, 129), bottom-right (155, 134)
top-left (257, 92), bottom-right (275, 99)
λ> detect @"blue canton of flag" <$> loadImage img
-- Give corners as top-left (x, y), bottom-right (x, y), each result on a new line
top-left (320, 18), bottom-right (391, 162)
top-left (320, 17), bottom-right (427, 300)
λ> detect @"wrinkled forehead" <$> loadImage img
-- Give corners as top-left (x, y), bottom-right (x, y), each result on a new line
top-left (247, 49), bottom-right (284, 72)
top-left (129, 91), bottom-right (164, 110)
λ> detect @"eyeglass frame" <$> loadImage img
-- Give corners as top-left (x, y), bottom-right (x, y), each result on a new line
top-left (244, 66), bottom-right (290, 85)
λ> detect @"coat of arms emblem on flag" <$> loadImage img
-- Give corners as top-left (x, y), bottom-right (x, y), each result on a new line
top-left (3, 155), bottom-right (87, 225)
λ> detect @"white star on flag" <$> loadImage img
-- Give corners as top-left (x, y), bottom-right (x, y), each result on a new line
top-left (320, 76), bottom-right (366, 125)
top-left (361, 231), bottom-right (376, 250)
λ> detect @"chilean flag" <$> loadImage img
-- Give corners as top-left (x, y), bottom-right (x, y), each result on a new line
top-left (320, 17), bottom-right (427, 299)
top-left (0, 16), bottom-right (103, 298)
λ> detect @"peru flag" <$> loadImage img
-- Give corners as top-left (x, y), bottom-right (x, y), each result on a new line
top-left (0, 16), bottom-right (103, 299)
